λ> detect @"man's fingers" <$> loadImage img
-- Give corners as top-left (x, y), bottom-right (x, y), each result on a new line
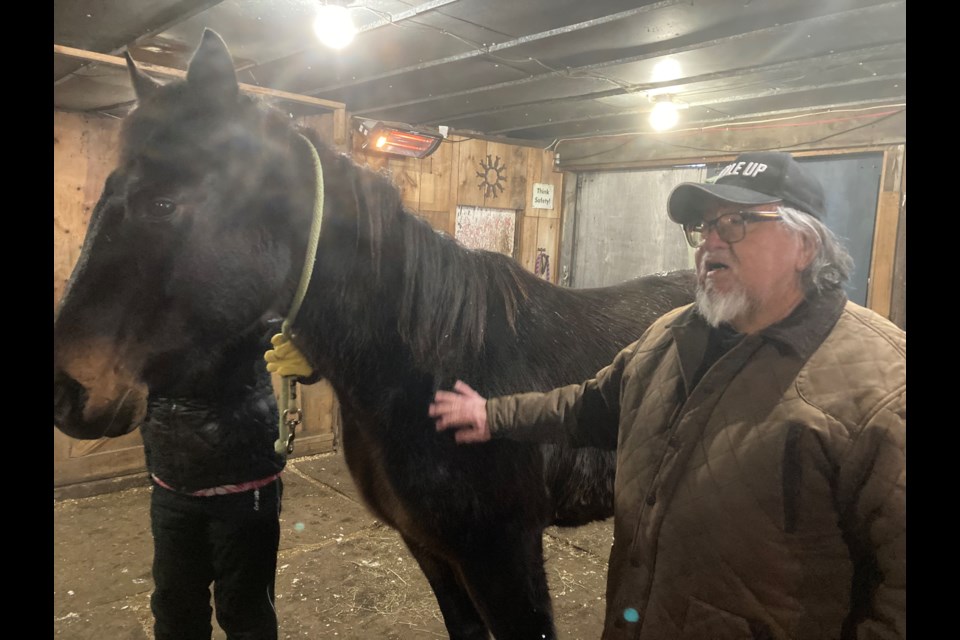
top-left (453, 380), bottom-right (476, 397)
top-left (433, 381), bottom-right (481, 405)
top-left (428, 404), bottom-right (455, 416)
top-left (430, 381), bottom-right (485, 439)
top-left (428, 397), bottom-right (461, 417)
top-left (432, 407), bottom-right (489, 443)
top-left (430, 406), bottom-right (466, 429)
top-left (432, 390), bottom-right (462, 405)
top-left (433, 414), bottom-right (470, 433)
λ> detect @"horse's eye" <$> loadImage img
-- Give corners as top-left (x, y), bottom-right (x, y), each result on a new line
top-left (148, 198), bottom-right (178, 218)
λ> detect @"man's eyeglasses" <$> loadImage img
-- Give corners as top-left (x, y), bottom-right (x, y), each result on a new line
top-left (682, 210), bottom-right (782, 248)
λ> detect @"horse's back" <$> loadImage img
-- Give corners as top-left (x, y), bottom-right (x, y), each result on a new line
top-left (505, 269), bottom-right (697, 526)
top-left (498, 269), bottom-right (696, 387)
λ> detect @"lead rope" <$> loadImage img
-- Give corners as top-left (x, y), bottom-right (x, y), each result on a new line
top-left (267, 133), bottom-right (325, 456)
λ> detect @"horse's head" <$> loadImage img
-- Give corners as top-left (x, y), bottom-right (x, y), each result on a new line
top-left (54, 30), bottom-right (314, 439)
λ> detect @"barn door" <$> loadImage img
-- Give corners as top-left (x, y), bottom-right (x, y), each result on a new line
top-left (560, 153), bottom-right (884, 308)
top-left (560, 166), bottom-right (703, 288)
top-left (793, 152), bottom-right (884, 307)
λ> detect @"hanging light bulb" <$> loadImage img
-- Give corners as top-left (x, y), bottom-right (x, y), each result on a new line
top-left (314, 3), bottom-right (357, 50)
top-left (649, 97), bottom-right (680, 131)
top-left (651, 58), bottom-right (682, 84)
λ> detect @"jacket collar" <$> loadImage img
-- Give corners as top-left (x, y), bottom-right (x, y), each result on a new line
top-left (668, 286), bottom-right (848, 361)
top-left (760, 287), bottom-right (847, 359)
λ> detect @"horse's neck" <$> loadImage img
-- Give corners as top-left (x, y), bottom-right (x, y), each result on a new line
top-left (289, 172), bottom-right (420, 393)
top-left (287, 140), bottom-right (529, 392)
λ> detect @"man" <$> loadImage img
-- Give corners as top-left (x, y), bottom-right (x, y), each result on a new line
top-left (430, 151), bottom-right (905, 639)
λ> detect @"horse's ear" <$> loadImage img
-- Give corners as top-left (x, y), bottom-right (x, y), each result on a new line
top-left (125, 52), bottom-right (162, 101)
top-left (186, 28), bottom-right (239, 105)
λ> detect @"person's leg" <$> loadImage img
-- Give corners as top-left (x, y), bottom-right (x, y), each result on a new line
top-left (150, 485), bottom-right (215, 640)
top-left (210, 478), bottom-right (282, 640)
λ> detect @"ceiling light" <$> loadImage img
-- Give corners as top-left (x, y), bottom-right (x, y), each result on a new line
top-left (649, 95), bottom-right (686, 131)
top-left (650, 100), bottom-right (679, 131)
top-left (358, 120), bottom-right (443, 159)
top-left (651, 58), bottom-right (682, 84)
top-left (314, 4), bottom-right (357, 50)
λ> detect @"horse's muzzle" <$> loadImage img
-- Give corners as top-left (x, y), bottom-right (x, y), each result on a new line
top-left (53, 369), bottom-right (143, 440)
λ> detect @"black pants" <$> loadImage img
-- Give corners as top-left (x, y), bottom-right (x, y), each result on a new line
top-left (150, 478), bottom-right (282, 640)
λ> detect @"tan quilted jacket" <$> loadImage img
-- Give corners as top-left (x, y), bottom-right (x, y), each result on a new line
top-left (487, 290), bottom-right (905, 640)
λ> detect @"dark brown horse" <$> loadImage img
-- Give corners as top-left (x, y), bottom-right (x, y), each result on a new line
top-left (53, 30), bottom-right (696, 639)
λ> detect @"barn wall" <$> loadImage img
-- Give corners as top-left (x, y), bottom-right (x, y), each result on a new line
top-left (53, 109), bottom-right (562, 491)
top-left (555, 110), bottom-right (906, 324)
top-left (346, 125), bottom-right (563, 283)
top-left (54, 111), bottom-right (122, 308)
top-left (53, 111), bottom-right (153, 490)
top-left (564, 167), bottom-right (702, 289)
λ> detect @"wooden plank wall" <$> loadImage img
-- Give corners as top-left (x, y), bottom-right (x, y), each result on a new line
top-left (350, 131), bottom-right (563, 281)
top-left (53, 111), bottom-right (150, 487)
top-left (53, 109), bottom-right (561, 488)
top-left (54, 111), bottom-right (122, 307)
top-left (888, 152), bottom-right (906, 330)
top-left (867, 145), bottom-right (906, 320)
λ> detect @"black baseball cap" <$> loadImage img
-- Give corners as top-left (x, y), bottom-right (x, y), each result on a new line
top-left (668, 151), bottom-right (826, 224)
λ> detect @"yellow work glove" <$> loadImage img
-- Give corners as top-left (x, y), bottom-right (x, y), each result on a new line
top-left (264, 333), bottom-right (315, 378)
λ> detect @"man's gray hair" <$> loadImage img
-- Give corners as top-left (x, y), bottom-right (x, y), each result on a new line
top-left (777, 206), bottom-right (853, 295)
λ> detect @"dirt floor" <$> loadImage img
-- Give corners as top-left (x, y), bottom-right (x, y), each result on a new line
top-left (54, 451), bottom-right (613, 639)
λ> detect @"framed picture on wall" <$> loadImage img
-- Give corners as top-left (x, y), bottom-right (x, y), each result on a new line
top-left (454, 205), bottom-right (517, 257)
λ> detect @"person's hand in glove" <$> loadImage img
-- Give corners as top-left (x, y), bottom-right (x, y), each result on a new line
top-left (264, 333), bottom-right (315, 379)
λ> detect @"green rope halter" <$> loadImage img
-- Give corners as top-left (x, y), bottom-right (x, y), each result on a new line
top-left (274, 133), bottom-right (325, 455)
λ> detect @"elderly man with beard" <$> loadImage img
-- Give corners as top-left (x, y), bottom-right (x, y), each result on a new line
top-left (429, 151), bottom-right (905, 640)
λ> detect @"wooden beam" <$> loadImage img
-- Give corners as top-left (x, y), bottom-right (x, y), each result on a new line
top-left (557, 110), bottom-right (906, 171)
top-left (54, 44), bottom-right (346, 112)
top-left (558, 145), bottom-right (900, 173)
top-left (888, 149), bottom-right (906, 330)
top-left (867, 145), bottom-right (905, 318)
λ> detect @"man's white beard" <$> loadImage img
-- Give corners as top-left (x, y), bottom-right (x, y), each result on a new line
top-left (695, 280), bottom-right (755, 328)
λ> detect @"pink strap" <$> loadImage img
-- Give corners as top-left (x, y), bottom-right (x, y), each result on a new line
top-left (152, 472), bottom-right (282, 497)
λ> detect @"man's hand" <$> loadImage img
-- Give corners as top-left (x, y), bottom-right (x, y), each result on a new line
top-left (429, 380), bottom-right (490, 444)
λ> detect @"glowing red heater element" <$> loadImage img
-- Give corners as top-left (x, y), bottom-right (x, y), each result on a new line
top-left (359, 120), bottom-right (443, 159)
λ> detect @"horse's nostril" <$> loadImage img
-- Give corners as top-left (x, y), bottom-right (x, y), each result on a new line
top-left (55, 370), bottom-right (82, 401)
top-left (53, 370), bottom-right (89, 430)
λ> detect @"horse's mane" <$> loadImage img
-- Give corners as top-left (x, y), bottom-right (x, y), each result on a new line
top-left (292, 124), bottom-right (688, 384)
top-left (398, 209), bottom-right (532, 368)
top-left (313, 135), bottom-right (533, 370)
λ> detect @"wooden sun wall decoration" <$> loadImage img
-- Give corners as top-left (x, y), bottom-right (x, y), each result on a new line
top-left (477, 154), bottom-right (507, 198)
